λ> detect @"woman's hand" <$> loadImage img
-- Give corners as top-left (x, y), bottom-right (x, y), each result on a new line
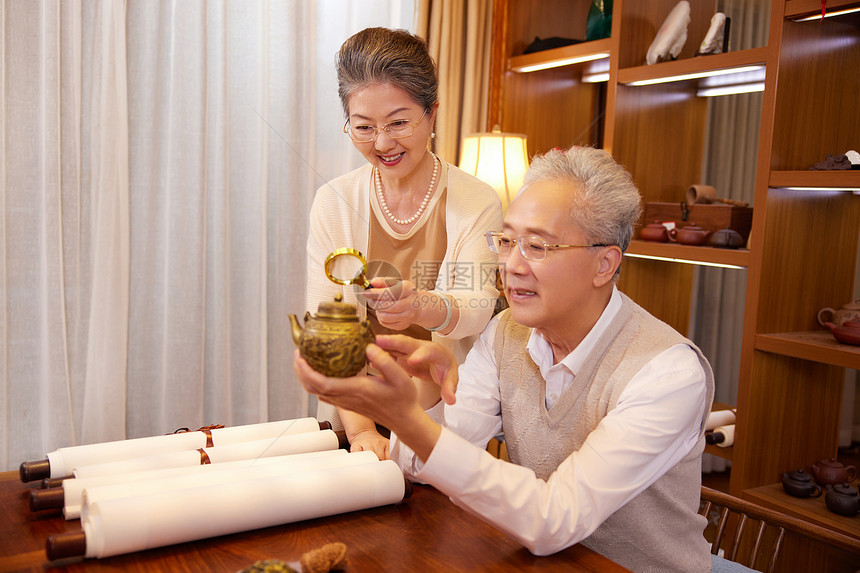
top-left (347, 428), bottom-right (390, 460)
top-left (362, 278), bottom-right (421, 330)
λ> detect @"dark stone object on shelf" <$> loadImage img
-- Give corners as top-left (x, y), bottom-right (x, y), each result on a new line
top-left (781, 469), bottom-right (823, 498)
top-left (522, 37), bottom-right (582, 55)
top-left (824, 483), bottom-right (860, 517)
top-left (810, 153), bottom-right (852, 170)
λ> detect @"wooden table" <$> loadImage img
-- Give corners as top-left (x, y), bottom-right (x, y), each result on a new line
top-left (0, 470), bottom-right (628, 572)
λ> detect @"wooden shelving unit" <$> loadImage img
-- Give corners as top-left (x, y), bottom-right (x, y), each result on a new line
top-left (488, 1), bottom-right (860, 570)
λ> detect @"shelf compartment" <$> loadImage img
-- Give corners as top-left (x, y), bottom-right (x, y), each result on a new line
top-left (509, 38), bottom-right (612, 73)
top-left (626, 240), bottom-right (750, 268)
top-left (745, 482), bottom-right (860, 543)
top-left (617, 47), bottom-right (770, 86)
top-left (756, 331), bottom-right (860, 370)
top-left (770, 171), bottom-right (860, 190)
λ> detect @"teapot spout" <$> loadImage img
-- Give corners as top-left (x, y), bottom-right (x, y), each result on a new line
top-left (288, 313), bottom-right (302, 346)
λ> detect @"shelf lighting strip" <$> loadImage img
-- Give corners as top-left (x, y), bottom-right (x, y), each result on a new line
top-left (791, 6), bottom-right (860, 21)
top-left (623, 252), bottom-right (745, 270)
top-left (512, 52), bottom-right (610, 73)
top-left (627, 65), bottom-right (765, 87)
top-left (697, 82), bottom-right (765, 97)
top-left (775, 186), bottom-right (860, 192)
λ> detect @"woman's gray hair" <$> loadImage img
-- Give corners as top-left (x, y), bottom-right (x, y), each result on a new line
top-left (521, 146), bottom-right (642, 261)
top-left (336, 27), bottom-right (438, 117)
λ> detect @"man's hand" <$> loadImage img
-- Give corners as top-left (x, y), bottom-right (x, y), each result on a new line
top-left (374, 335), bottom-right (458, 405)
top-left (293, 338), bottom-right (453, 461)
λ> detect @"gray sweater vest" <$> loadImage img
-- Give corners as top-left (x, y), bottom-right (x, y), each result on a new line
top-left (494, 294), bottom-right (714, 573)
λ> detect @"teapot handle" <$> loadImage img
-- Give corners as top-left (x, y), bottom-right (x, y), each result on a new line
top-left (811, 483), bottom-right (823, 498)
top-left (667, 228), bottom-right (678, 243)
top-left (847, 465), bottom-right (857, 482)
top-left (817, 307), bottom-right (835, 327)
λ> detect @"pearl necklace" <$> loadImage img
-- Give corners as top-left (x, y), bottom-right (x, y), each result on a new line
top-left (374, 153), bottom-right (439, 226)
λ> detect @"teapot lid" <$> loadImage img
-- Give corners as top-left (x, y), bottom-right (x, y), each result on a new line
top-left (844, 300), bottom-right (860, 310)
top-left (785, 468), bottom-right (813, 482)
top-left (829, 483), bottom-right (858, 495)
top-left (317, 293), bottom-right (359, 320)
top-left (816, 457), bottom-right (845, 468)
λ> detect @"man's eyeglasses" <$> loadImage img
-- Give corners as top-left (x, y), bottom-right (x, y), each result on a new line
top-left (343, 109), bottom-right (428, 143)
top-left (485, 231), bottom-right (607, 261)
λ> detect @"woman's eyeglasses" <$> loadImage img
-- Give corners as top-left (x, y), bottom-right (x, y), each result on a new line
top-left (343, 109), bottom-right (428, 142)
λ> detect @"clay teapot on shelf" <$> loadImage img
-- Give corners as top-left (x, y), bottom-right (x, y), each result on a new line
top-left (708, 228), bottom-right (745, 249)
top-left (824, 483), bottom-right (860, 517)
top-left (781, 469), bottom-right (823, 498)
top-left (810, 457), bottom-right (857, 486)
top-left (639, 221), bottom-right (669, 242)
top-left (823, 317), bottom-right (860, 346)
top-left (289, 293), bottom-right (374, 378)
top-left (668, 223), bottom-right (711, 246)
top-left (817, 300), bottom-right (860, 328)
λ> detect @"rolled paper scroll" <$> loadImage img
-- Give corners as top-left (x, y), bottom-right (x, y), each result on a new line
top-left (706, 424), bottom-right (735, 448)
top-left (20, 417), bottom-right (324, 482)
top-left (705, 409), bottom-right (736, 431)
top-left (71, 429), bottom-right (342, 480)
top-left (46, 460), bottom-right (408, 560)
top-left (30, 449), bottom-right (347, 518)
top-left (79, 450), bottom-right (381, 522)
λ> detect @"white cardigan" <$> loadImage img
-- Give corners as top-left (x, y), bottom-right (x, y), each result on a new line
top-left (305, 160), bottom-right (502, 363)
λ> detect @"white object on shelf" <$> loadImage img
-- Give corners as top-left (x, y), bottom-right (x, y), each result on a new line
top-left (645, 1), bottom-right (691, 65)
top-left (697, 13), bottom-right (727, 55)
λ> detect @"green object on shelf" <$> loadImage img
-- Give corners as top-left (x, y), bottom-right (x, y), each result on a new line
top-left (586, 0), bottom-right (612, 41)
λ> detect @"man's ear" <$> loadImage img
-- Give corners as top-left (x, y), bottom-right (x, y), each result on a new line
top-left (594, 245), bottom-right (622, 287)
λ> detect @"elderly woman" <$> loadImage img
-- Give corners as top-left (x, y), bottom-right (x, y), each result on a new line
top-left (305, 27), bottom-right (502, 460)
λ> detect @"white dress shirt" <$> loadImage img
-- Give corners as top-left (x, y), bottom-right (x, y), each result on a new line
top-left (390, 287), bottom-right (708, 556)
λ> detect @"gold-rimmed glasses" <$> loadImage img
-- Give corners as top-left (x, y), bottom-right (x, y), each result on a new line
top-left (343, 109), bottom-right (428, 143)
top-left (485, 231), bottom-right (608, 261)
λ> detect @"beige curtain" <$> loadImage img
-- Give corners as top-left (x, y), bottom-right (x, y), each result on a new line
top-left (1, 0), bottom-right (414, 472)
top-left (693, 0), bottom-right (769, 473)
top-left (415, 0), bottom-right (493, 165)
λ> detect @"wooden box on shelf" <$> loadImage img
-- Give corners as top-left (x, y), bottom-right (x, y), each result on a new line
top-left (644, 202), bottom-right (754, 242)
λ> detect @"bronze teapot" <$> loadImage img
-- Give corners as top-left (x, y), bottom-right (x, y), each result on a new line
top-left (810, 458), bottom-right (857, 486)
top-left (289, 294), bottom-right (374, 377)
top-left (781, 469), bottom-right (823, 498)
top-left (824, 483), bottom-right (860, 517)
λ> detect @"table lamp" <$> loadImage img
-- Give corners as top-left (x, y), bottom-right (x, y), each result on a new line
top-left (459, 127), bottom-right (529, 211)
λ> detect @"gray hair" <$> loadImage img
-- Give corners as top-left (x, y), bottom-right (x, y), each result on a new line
top-left (521, 146), bottom-right (642, 277)
top-left (336, 27), bottom-right (438, 118)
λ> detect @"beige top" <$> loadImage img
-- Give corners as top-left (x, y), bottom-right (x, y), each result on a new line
top-left (367, 189), bottom-right (448, 341)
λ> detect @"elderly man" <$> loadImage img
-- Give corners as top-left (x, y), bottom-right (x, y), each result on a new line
top-left (294, 146), bottom-right (715, 572)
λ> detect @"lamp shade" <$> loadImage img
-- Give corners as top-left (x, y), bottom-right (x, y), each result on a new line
top-left (459, 128), bottom-right (529, 210)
